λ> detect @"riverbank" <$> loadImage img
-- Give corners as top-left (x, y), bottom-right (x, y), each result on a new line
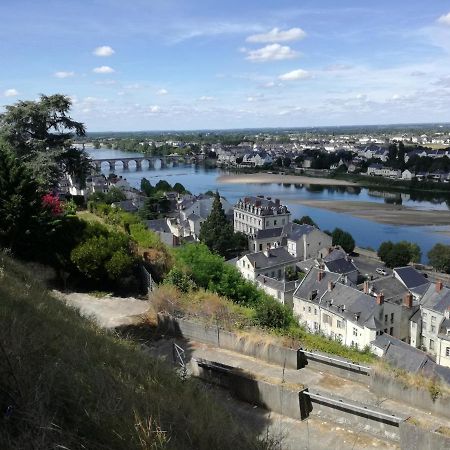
top-left (289, 200), bottom-right (450, 227)
top-left (217, 173), bottom-right (358, 186)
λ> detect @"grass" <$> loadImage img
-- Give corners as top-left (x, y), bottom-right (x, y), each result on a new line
top-left (0, 254), bottom-right (273, 450)
top-left (436, 426), bottom-right (450, 437)
top-left (150, 285), bottom-right (376, 365)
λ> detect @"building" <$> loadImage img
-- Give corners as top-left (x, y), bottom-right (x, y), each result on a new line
top-left (285, 223), bottom-right (332, 261)
top-left (234, 196), bottom-right (291, 236)
top-left (236, 247), bottom-right (297, 282)
top-left (419, 282), bottom-right (450, 367)
top-left (256, 275), bottom-right (298, 308)
top-left (367, 164), bottom-right (401, 178)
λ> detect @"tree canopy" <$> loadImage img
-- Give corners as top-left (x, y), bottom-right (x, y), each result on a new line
top-left (331, 228), bottom-right (355, 253)
top-left (294, 215), bottom-right (318, 227)
top-left (428, 243), bottom-right (450, 273)
top-left (377, 240), bottom-right (419, 268)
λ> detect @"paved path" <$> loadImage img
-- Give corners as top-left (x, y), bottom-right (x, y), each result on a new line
top-left (54, 291), bottom-right (150, 328)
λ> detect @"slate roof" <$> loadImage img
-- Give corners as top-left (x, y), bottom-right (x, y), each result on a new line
top-left (421, 284), bottom-right (450, 314)
top-left (324, 248), bottom-right (347, 262)
top-left (394, 266), bottom-right (429, 289)
top-left (283, 223), bottom-right (315, 241)
top-left (320, 283), bottom-right (380, 329)
top-left (254, 227), bottom-right (284, 239)
top-left (187, 213), bottom-right (201, 221)
top-left (146, 219), bottom-right (171, 233)
top-left (324, 258), bottom-right (358, 275)
top-left (367, 276), bottom-right (409, 302)
top-left (256, 274), bottom-right (297, 292)
top-left (244, 247), bottom-right (297, 269)
top-left (293, 267), bottom-right (341, 302)
top-left (371, 334), bottom-right (436, 373)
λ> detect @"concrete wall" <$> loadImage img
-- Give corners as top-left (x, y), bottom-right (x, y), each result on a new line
top-left (193, 358), bottom-right (310, 421)
top-left (371, 372), bottom-right (450, 420)
top-left (399, 421), bottom-right (450, 450)
top-left (157, 314), bottom-right (301, 369)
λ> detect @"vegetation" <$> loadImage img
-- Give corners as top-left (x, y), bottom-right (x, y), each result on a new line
top-left (428, 243), bottom-right (450, 273)
top-left (0, 254), bottom-right (271, 450)
top-left (198, 192), bottom-right (247, 259)
top-left (378, 240), bottom-right (421, 268)
top-left (293, 215), bottom-right (317, 227)
top-left (331, 228), bottom-right (355, 253)
top-left (0, 94), bottom-right (89, 188)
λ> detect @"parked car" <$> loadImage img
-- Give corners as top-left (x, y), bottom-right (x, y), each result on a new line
top-left (376, 268), bottom-right (387, 276)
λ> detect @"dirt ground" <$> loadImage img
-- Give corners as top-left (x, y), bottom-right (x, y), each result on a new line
top-left (217, 173), bottom-right (357, 186)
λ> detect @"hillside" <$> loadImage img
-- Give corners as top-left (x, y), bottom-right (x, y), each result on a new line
top-left (0, 254), bottom-right (271, 450)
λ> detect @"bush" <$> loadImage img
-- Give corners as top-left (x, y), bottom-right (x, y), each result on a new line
top-left (254, 296), bottom-right (293, 329)
top-left (331, 228), bottom-right (355, 253)
top-left (164, 267), bottom-right (196, 293)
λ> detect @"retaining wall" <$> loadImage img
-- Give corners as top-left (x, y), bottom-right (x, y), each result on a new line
top-left (192, 358), bottom-right (310, 421)
top-left (399, 421), bottom-right (450, 450)
top-left (157, 314), bottom-right (300, 369)
top-left (371, 372), bottom-right (450, 420)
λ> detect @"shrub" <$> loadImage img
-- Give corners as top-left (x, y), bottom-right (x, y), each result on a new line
top-left (255, 296), bottom-right (293, 329)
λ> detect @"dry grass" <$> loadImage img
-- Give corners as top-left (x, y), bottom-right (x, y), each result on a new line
top-left (436, 425), bottom-right (450, 437)
top-left (0, 254), bottom-right (274, 450)
top-left (149, 285), bottom-right (255, 330)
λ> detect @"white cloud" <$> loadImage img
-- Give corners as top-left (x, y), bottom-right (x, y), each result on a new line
top-left (278, 68), bottom-right (310, 81)
top-left (54, 71), bottom-right (74, 79)
top-left (246, 27), bottom-right (306, 43)
top-left (93, 46), bottom-right (115, 57)
top-left (93, 65), bottom-right (115, 74)
top-left (149, 105), bottom-right (161, 113)
top-left (95, 79), bottom-right (117, 85)
top-left (437, 12), bottom-right (450, 26)
top-left (4, 88), bottom-right (18, 97)
top-left (199, 96), bottom-right (215, 101)
top-left (156, 88), bottom-right (168, 95)
top-left (245, 44), bottom-right (298, 62)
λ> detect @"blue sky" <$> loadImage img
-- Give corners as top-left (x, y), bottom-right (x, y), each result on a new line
top-left (1, 0), bottom-right (450, 131)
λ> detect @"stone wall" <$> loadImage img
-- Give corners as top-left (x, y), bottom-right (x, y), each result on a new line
top-left (399, 421), bottom-right (450, 450)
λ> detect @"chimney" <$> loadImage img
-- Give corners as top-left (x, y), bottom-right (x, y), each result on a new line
top-left (403, 292), bottom-right (413, 308)
top-left (317, 270), bottom-right (325, 282)
top-left (263, 277), bottom-right (266, 284)
top-left (436, 280), bottom-right (443, 293)
top-left (363, 281), bottom-right (370, 294)
top-left (328, 281), bottom-right (334, 292)
top-left (376, 293), bottom-right (384, 305)
top-left (263, 248), bottom-right (270, 258)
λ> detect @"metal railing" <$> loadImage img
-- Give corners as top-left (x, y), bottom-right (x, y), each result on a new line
top-left (300, 349), bottom-right (372, 374)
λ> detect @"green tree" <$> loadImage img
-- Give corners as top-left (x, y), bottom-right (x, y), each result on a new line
top-left (0, 94), bottom-right (87, 188)
top-left (294, 216), bottom-right (317, 227)
top-left (155, 180), bottom-right (172, 192)
top-left (331, 228), bottom-right (355, 253)
top-left (199, 192), bottom-right (235, 258)
top-left (172, 182), bottom-right (187, 194)
top-left (140, 177), bottom-right (154, 196)
top-left (378, 241), bottom-right (394, 261)
top-left (383, 242), bottom-right (412, 268)
top-left (0, 143), bottom-right (41, 251)
top-left (428, 244), bottom-right (450, 273)
top-left (398, 241), bottom-right (421, 263)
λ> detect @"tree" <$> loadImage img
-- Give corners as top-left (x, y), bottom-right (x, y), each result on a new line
top-left (0, 143), bottom-right (41, 251)
top-left (0, 94), bottom-right (87, 188)
top-left (331, 228), bottom-right (355, 253)
top-left (172, 182), bottom-right (187, 194)
top-left (155, 180), bottom-right (172, 192)
top-left (398, 241), bottom-right (421, 263)
top-left (428, 244), bottom-right (450, 273)
top-left (294, 216), bottom-right (317, 227)
top-left (199, 192), bottom-right (236, 258)
top-left (378, 241), bottom-right (394, 262)
top-left (140, 178), bottom-right (154, 196)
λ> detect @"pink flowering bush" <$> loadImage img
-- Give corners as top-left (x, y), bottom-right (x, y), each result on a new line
top-left (42, 193), bottom-right (64, 216)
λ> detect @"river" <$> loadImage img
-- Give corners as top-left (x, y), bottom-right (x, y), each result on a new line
top-left (87, 148), bottom-right (450, 262)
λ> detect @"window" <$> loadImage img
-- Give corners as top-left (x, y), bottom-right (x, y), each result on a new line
top-left (274, 220), bottom-right (277, 226)
top-left (384, 314), bottom-right (388, 323)
top-left (308, 307), bottom-right (311, 313)
top-left (282, 219), bottom-right (285, 225)
top-left (303, 306), bottom-right (305, 311)
top-left (446, 347), bottom-right (450, 357)
top-left (337, 320), bottom-right (343, 329)
top-left (384, 328), bottom-right (388, 334)
top-left (353, 327), bottom-right (358, 336)
top-left (391, 313), bottom-right (394, 324)
top-left (259, 244), bottom-right (263, 251)
top-left (431, 325), bottom-right (436, 333)
top-left (314, 322), bottom-right (319, 331)
top-left (430, 339), bottom-right (435, 351)
top-left (431, 316), bottom-right (436, 324)
top-left (423, 312), bottom-right (427, 320)
top-left (331, 331), bottom-right (335, 339)
top-left (390, 327), bottom-right (394, 335)
top-left (314, 308), bottom-right (318, 316)
top-left (323, 314), bottom-right (332, 326)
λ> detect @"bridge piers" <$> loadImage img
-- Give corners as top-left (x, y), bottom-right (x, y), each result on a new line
top-left (122, 160), bottom-right (129, 170)
top-left (108, 161), bottom-right (116, 171)
top-left (136, 160), bottom-right (142, 170)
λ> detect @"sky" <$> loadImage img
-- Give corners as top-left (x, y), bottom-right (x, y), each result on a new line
top-left (1, 0), bottom-right (450, 131)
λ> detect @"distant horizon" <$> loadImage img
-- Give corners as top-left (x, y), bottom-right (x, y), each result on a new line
top-left (85, 121), bottom-right (450, 136)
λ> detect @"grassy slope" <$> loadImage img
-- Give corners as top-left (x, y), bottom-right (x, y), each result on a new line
top-left (0, 255), bottom-right (269, 450)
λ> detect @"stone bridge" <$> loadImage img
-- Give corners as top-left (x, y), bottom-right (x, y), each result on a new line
top-left (90, 155), bottom-right (196, 172)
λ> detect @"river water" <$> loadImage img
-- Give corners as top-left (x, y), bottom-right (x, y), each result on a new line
top-left (87, 148), bottom-right (450, 261)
